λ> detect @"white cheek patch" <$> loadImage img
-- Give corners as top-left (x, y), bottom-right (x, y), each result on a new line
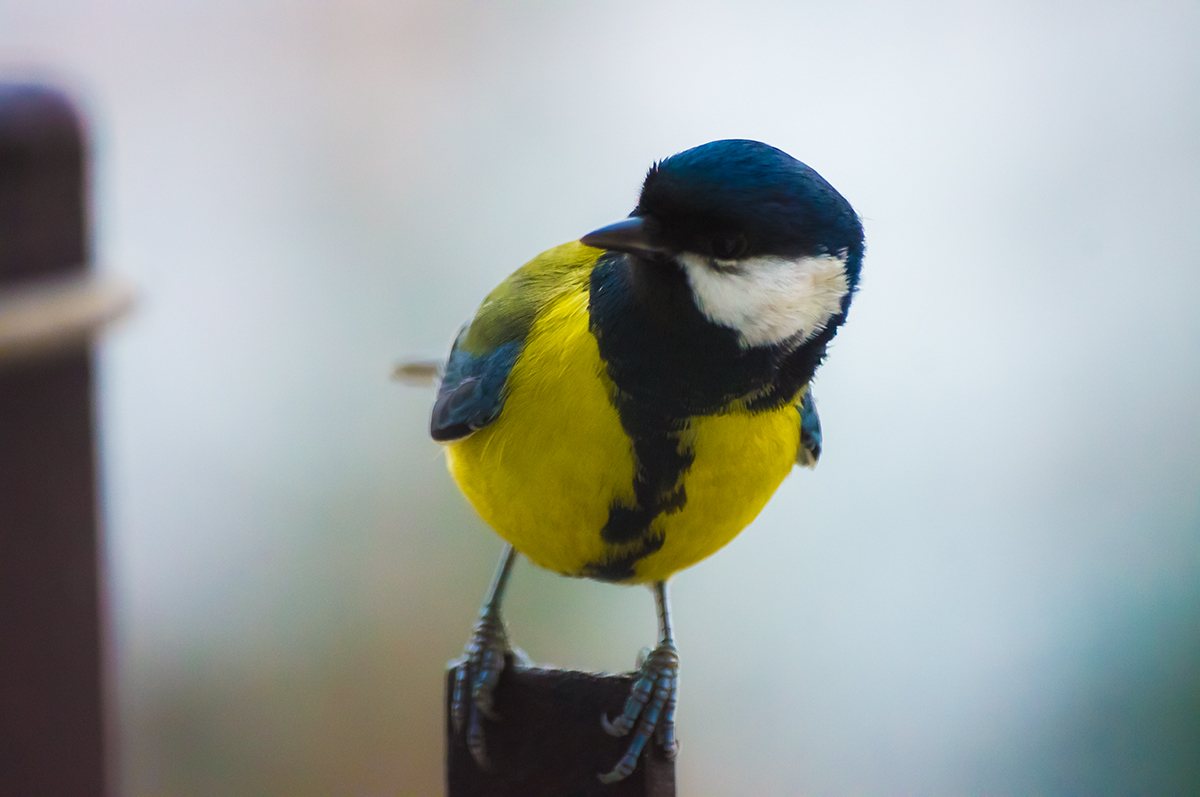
top-left (677, 252), bottom-right (850, 348)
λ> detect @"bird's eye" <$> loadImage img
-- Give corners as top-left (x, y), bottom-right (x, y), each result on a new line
top-left (711, 234), bottom-right (747, 260)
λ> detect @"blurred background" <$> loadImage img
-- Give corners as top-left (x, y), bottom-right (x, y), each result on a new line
top-left (3, 1), bottom-right (1198, 794)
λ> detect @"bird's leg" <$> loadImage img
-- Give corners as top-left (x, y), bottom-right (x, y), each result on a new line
top-left (598, 580), bottom-right (680, 783)
top-left (450, 542), bottom-right (519, 771)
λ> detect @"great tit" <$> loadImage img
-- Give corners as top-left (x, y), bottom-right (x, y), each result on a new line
top-left (429, 139), bottom-right (864, 783)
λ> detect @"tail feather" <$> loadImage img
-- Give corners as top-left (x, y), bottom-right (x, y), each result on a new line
top-left (392, 359), bottom-right (444, 387)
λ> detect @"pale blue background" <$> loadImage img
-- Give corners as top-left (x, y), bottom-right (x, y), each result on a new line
top-left (3, 1), bottom-right (1198, 793)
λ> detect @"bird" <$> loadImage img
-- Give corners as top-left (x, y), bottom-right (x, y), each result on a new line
top-left (427, 139), bottom-right (864, 783)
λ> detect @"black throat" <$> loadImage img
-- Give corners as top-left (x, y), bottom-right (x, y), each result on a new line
top-left (581, 253), bottom-right (831, 582)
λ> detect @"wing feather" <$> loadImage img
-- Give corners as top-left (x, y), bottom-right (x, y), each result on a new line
top-left (796, 386), bottom-right (822, 468)
top-left (429, 241), bottom-right (600, 443)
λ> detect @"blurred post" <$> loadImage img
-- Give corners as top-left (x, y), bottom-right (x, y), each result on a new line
top-left (0, 85), bottom-right (109, 796)
top-left (446, 662), bottom-right (676, 796)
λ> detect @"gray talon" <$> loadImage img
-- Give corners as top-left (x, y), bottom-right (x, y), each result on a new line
top-left (598, 581), bottom-right (680, 784)
top-left (450, 657), bottom-right (470, 734)
top-left (451, 614), bottom-right (509, 769)
top-left (451, 544), bottom-right (520, 772)
top-left (466, 698), bottom-right (492, 771)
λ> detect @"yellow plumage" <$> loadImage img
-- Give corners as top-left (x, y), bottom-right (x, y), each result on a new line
top-left (438, 140), bottom-right (863, 782)
top-left (444, 241), bottom-right (804, 584)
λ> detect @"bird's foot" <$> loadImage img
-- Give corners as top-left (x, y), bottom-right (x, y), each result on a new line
top-left (450, 609), bottom-right (510, 771)
top-left (597, 641), bottom-right (679, 783)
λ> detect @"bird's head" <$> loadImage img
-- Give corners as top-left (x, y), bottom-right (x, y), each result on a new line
top-left (581, 139), bottom-right (863, 350)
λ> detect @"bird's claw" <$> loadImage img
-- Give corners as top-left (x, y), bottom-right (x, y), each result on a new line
top-left (450, 610), bottom-right (510, 770)
top-left (597, 641), bottom-right (679, 783)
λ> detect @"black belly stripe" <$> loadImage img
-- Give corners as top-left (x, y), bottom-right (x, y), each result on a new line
top-left (601, 402), bottom-right (693, 544)
top-left (582, 251), bottom-right (837, 582)
top-left (581, 533), bottom-right (665, 583)
top-left (583, 401), bottom-right (694, 581)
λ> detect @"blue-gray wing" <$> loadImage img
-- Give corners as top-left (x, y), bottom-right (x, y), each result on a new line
top-left (429, 326), bottom-right (522, 442)
top-left (796, 387), bottom-right (822, 468)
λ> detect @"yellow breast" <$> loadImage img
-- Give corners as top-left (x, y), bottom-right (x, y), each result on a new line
top-left (444, 285), bottom-right (803, 584)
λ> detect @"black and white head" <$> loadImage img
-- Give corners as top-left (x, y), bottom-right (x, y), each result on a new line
top-left (582, 139), bottom-right (864, 350)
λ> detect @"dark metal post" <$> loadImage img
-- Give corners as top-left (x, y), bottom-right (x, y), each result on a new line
top-left (0, 84), bottom-right (109, 796)
top-left (446, 661), bottom-right (676, 796)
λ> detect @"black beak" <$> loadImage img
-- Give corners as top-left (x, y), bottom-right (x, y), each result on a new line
top-left (579, 216), bottom-right (672, 259)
